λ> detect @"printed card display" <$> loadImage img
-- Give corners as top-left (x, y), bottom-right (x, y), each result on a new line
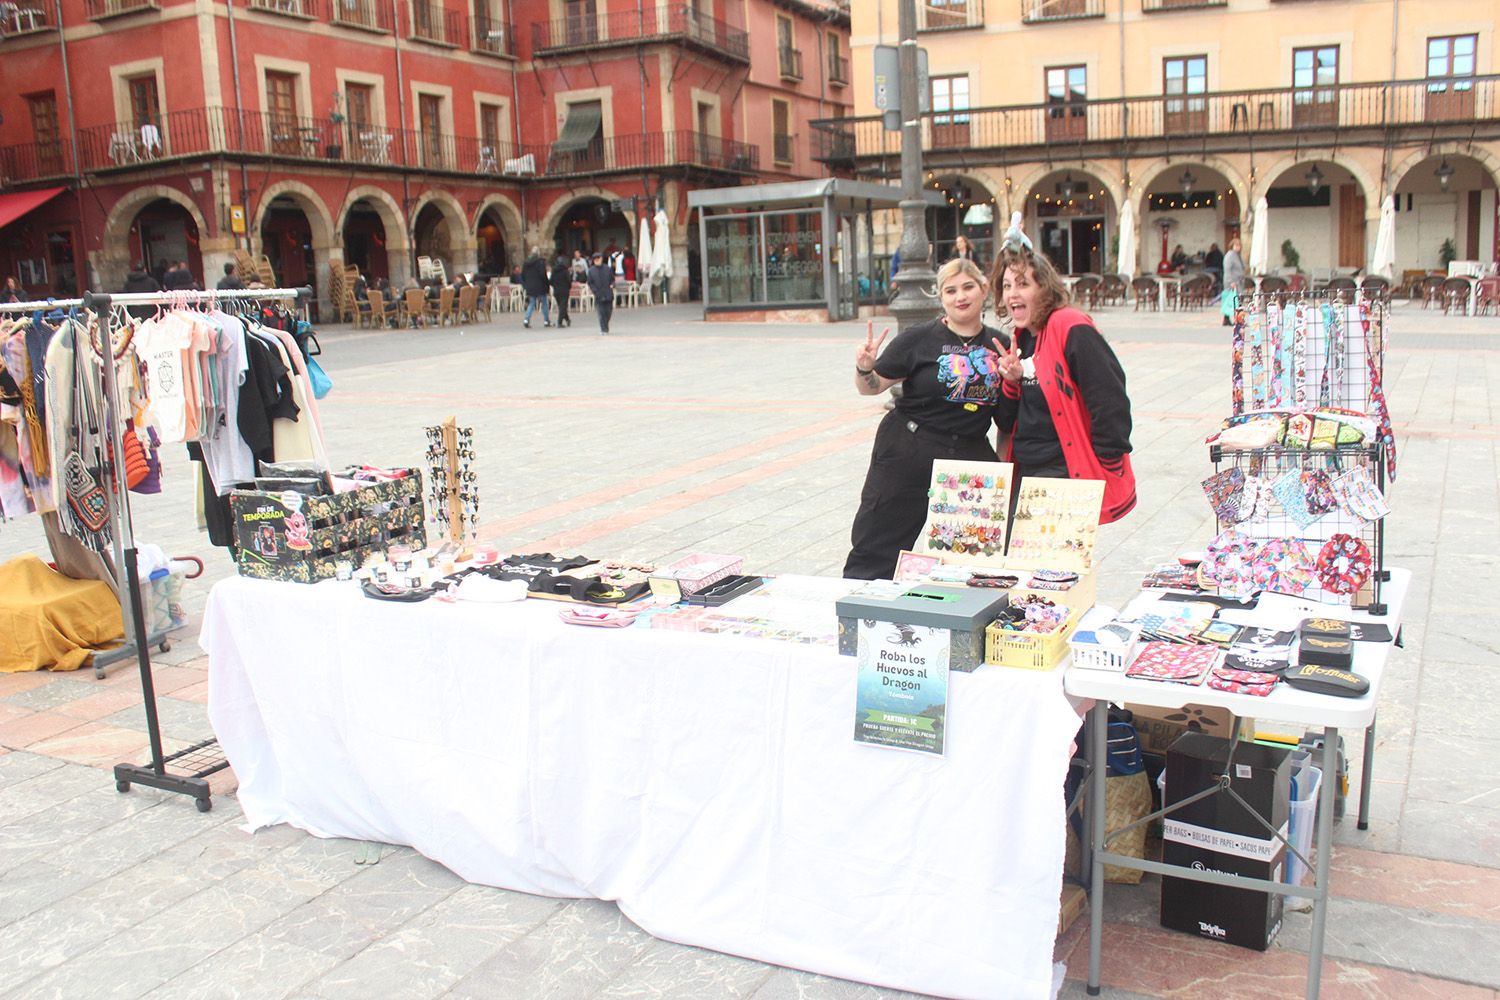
top-left (854, 618), bottom-right (950, 755)
top-left (914, 459), bottom-right (1013, 567)
top-left (1125, 642), bottom-right (1219, 685)
top-left (1006, 477), bottom-right (1104, 571)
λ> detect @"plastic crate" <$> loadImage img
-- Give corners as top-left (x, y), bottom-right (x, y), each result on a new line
top-left (1069, 624), bottom-right (1140, 672)
top-left (984, 609), bottom-right (1081, 670)
top-left (666, 554), bottom-right (744, 595)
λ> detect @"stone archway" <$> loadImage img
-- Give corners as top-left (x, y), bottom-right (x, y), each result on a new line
top-left (410, 189), bottom-right (474, 276)
top-left (1389, 150), bottom-right (1500, 274)
top-left (1014, 167), bottom-right (1119, 275)
top-left (472, 195), bottom-right (523, 277)
top-left (1132, 160), bottom-right (1244, 275)
top-left (926, 172), bottom-right (1000, 264)
top-left (97, 184), bottom-right (211, 291)
top-left (336, 185), bottom-right (410, 287)
top-left (251, 180), bottom-right (336, 305)
top-left (1257, 158), bottom-right (1375, 275)
top-left (536, 186), bottom-right (626, 254)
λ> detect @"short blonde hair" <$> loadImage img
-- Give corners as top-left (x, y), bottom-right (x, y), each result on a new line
top-left (935, 256), bottom-right (987, 291)
top-left (989, 247), bottom-right (1070, 328)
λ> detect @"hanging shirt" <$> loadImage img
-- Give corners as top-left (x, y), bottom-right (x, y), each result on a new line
top-left (133, 314), bottom-right (193, 443)
top-left (197, 312), bottom-right (256, 493)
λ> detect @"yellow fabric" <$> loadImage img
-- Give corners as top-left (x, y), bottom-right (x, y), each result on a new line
top-left (0, 554), bottom-right (124, 672)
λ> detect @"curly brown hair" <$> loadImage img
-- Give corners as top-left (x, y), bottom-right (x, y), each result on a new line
top-left (988, 246), bottom-right (1071, 329)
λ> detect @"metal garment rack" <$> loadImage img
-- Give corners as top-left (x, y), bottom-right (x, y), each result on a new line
top-left (76, 286), bottom-right (312, 811)
top-left (0, 297), bottom-right (181, 676)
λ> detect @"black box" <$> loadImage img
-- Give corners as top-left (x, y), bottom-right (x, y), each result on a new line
top-left (1160, 732), bottom-right (1291, 950)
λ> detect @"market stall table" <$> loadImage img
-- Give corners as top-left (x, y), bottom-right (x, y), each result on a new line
top-left (1067, 568), bottom-right (1409, 1000)
top-left (203, 575), bottom-right (1084, 1000)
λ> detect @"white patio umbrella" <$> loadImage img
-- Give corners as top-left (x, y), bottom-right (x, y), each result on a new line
top-left (1370, 195), bottom-right (1396, 282)
top-left (1248, 196), bottom-right (1271, 275)
top-left (650, 207), bottom-right (673, 302)
top-left (637, 214), bottom-right (654, 300)
top-left (1116, 198), bottom-right (1137, 279)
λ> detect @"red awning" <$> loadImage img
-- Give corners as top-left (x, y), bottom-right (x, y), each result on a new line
top-left (0, 187), bottom-right (67, 231)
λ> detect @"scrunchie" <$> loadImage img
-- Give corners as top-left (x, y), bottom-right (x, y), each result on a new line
top-left (1254, 537), bottom-right (1315, 595)
top-left (1315, 533), bottom-right (1372, 595)
top-left (1204, 529), bottom-right (1261, 597)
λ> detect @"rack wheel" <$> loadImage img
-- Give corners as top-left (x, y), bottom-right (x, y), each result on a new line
top-left (159, 640), bottom-right (171, 653)
top-left (196, 797), bottom-right (212, 813)
top-left (116, 780), bottom-right (131, 793)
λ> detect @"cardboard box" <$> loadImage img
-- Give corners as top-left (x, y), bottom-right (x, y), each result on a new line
top-left (1057, 883), bottom-right (1087, 935)
top-left (1127, 704), bottom-right (1252, 756)
top-left (836, 585), bottom-right (1008, 672)
top-left (1159, 732), bottom-right (1291, 951)
top-left (230, 470), bottom-right (425, 583)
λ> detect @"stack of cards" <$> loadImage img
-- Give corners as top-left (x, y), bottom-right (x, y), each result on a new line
top-left (1125, 642), bottom-right (1220, 685)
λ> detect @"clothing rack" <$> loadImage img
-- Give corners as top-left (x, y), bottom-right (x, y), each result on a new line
top-left (79, 286), bottom-right (312, 811)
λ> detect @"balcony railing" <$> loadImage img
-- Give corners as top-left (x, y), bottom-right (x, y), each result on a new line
top-left (919, 0), bottom-right (983, 30)
top-left (470, 11), bottom-right (511, 55)
top-left (828, 50), bottom-right (849, 85)
top-left (811, 74), bottom-right (1500, 163)
top-left (531, 6), bottom-right (749, 63)
top-left (1021, 0), bottom-right (1102, 22)
top-left (527, 129), bottom-right (759, 178)
top-left (408, 1), bottom-right (460, 45)
top-left (247, 0), bottom-right (317, 17)
top-left (778, 46), bottom-right (803, 82)
top-left (0, 140), bottom-right (74, 185)
top-left (66, 107), bottom-right (757, 182)
top-left (0, 4), bottom-right (54, 37)
top-left (329, 0), bottom-right (392, 31)
top-left (84, 0), bottom-right (158, 19)
top-left (1142, 0), bottom-right (1227, 10)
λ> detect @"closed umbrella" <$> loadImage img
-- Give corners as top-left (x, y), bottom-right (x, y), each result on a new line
top-left (1370, 195), bottom-right (1396, 282)
top-left (1248, 197), bottom-right (1271, 275)
top-left (650, 208), bottom-right (673, 302)
top-left (1116, 198), bottom-right (1137, 279)
top-left (637, 214), bottom-right (654, 301)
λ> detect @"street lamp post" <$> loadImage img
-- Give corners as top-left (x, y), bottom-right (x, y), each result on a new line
top-left (887, 0), bottom-right (939, 335)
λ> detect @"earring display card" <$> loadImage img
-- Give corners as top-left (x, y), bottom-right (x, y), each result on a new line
top-left (914, 459), bottom-right (1013, 566)
top-left (1006, 477), bottom-right (1104, 572)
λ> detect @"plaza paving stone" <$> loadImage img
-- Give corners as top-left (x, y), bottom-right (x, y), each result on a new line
top-left (0, 298), bottom-right (1495, 998)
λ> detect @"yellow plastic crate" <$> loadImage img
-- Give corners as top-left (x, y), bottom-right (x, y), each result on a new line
top-left (984, 609), bottom-right (1081, 670)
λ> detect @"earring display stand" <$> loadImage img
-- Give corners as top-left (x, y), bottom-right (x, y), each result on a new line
top-left (425, 416), bottom-right (477, 558)
top-left (81, 286), bottom-right (312, 812)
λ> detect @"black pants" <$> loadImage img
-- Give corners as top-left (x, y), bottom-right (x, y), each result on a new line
top-left (555, 297), bottom-right (570, 326)
top-left (843, 410), bottom-right (998, 580)
top-left (597, 297), bottom-right (614, 332)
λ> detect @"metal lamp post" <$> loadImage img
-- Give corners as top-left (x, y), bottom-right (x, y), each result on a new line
top-left (887, 0), bottom-right (939, 335)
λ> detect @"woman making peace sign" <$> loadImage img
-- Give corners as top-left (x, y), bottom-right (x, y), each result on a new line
top-left (843, 258), bottom-right (1007, 580)
top-left (991, 238), bottom-right (1135, 524)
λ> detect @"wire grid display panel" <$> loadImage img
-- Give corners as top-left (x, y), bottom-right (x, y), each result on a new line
top-left (1211, 443), bottom-right (1385, 611)
top-left (1234, 293), bottom-right (1387, 416)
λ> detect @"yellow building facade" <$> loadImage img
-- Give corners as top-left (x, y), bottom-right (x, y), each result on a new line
top-left (821, 0), bottom-right (1498, 283)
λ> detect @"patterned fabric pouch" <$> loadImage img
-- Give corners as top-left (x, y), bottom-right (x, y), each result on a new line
top-left (1201, 467), bottom-right (1246, 521)
top-left (1271, 469), bottom-right (1319, 529)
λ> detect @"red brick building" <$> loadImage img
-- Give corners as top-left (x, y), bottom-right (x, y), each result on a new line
top-left (0, 0), bottom-right (850, 307)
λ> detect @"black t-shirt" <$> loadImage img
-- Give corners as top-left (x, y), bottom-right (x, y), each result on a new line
top-left (875, 317), bottom-right (1004, 438)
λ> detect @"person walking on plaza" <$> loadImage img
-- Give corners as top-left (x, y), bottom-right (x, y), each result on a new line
top-left (550, 255), bottom-right (573, 328)
top-left (843, 258), bottom-right (1004, 580)
top-left (216, 262), bottom-right (246, 290)
top-left (1221, 237), bottom-right (1246, 326)
top-left (521, 246), bottom-right (551, 328)
top-left (571, 249), bottom-right (589, 282)
top-left (587, 250), bottom-right (615, 335)
top-left (990, 230), bottom-right (1136, 525)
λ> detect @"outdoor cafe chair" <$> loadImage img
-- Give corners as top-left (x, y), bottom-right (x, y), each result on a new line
top-left (1258, 275), bottom-right (1289, 294)
top-left (424, 287), bottom-right (456, 326)
top-left (1099, 274), bottom-right (1128, 307)
top-left (1131, 276), bottom-right (1158, 311)
top-left (401, 288), bottom-right (427, 327)
top-left (1476, 276), bottom-right (1500, 316)
top-left (1421, 275), bottom-right (1447, 310)
top-left (1441, 277), bottom-right (1472, 316)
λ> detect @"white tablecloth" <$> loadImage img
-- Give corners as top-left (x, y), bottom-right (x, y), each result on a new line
top-left (203, 576), bottom-right (1083, 1000)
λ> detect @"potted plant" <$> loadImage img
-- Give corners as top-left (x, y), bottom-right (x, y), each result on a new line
top-left (1440, 238), bottom-right (1458, 270)
top-left (1280, 238), bottom-right (1300, 274)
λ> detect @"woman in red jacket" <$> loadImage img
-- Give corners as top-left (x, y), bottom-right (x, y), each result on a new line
top-left (990, 239), bottom-right (1136, 524)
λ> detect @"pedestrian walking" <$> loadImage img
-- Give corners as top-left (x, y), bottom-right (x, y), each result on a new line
top-left (521, 246), bottom-right (551, 328)
top-left (550, 255), bottom-right (573, 328)
top-left (587, 250), bottom-right (614, 335)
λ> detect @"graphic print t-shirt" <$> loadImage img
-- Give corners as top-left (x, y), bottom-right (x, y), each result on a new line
top-left (875, 318), bottom-right (1004, 437)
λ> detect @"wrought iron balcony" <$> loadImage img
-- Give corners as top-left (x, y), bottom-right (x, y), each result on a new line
top-left (810, 74), bottom-right (1500, 166)
top-left (531, 7), bottom-right (749, 63)
top-left (828, 50), bottom-right (849, 86)
top-left (247, 0), bottom-right (317, 17)
top-left (1142, 0), bottom-right (1227, 10)
top-left (1021, 0), bottom-right (1103, 23)
top-left (470, 10), bottom-right (511, 56)
top-left (84, 0), bottom-right (158, 19)
top-left (0, 4), bottom-right (53, 38)
top-left (329, 0), bottom-right (392, 31)
top-left (919, 0), bottom-right (983, 31)
top-left (0, 139), bottom-right (74, 185)
top-left (778, 46), bottom-right (803, 82)
top-left (408, 1), bottom-right (460, 45)
top-left (525, 129), bottom-right (759, 178)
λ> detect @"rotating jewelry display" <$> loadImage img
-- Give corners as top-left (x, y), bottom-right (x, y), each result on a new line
top-left (424, 417), bottom-right (478, 556)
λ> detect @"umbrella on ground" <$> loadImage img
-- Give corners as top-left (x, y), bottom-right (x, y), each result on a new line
top-left (1248, 196), bottom-right (1271, 275)
top-left (1370, 195), bottom-right (1396, 282)
top-left (650, 208), bottom-right (673, 302)
top-left (1116, 198), bottom-right (1137, 279)
top-left (637, 214), bottom-right (654, 300)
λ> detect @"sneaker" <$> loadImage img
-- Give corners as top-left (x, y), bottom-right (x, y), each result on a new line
top-left (544, 321), bottom-right (551, 327)
top-left (522, 320), bottom-right (530, 328)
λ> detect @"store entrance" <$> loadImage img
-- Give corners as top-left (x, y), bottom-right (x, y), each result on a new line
top-left (1039, 216), bottom-right (1105, 275)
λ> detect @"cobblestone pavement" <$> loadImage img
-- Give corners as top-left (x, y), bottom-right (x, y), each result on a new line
top-left (0, 296), bottom-right (1495, 999)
